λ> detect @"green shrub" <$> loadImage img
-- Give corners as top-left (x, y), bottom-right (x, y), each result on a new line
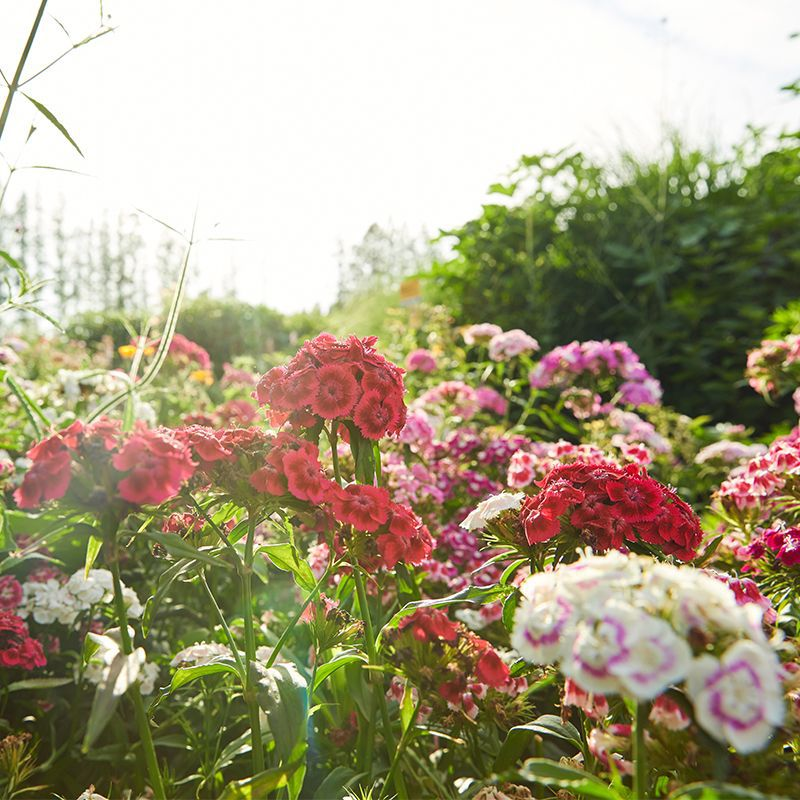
top-left (424, 132), bottom-right (800, 428)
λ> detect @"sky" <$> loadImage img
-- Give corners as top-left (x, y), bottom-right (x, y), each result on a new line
top-left (1, 0), bottom-right (798, 313)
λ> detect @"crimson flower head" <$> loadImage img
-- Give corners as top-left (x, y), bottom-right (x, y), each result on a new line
top-left (255, 333), bottom-right (406, 440)
top-left (329, 484), bottom-right (391, 532)
top-left (0, 612), bottom-right (46, 670)
top-left (112, 425), bottom-right (196, 506)
top-left (519, 461), bottom-right (702, 560)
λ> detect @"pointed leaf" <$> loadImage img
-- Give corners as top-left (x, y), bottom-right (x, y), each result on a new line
top-left (23, 94), bottom-right (83, 156)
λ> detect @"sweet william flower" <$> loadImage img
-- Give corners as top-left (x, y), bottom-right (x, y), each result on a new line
top-left (112, 426), bottom-right (196, 506)
top-left (310, 363), bottom-right (358, 419)
top-left (649, 695), bottom-right (690, 730)
top-left (353, 390), bottom-right (405, 440)
top-left (406, 348), bottom-right (437, 373)
top-left (329, 484), bottom-right (391, 532)
top-left (475, 648), bottom-right (511, 688)
top-left (686, 639), bottom-right (784, 753)
top-left (462, 323), bottom-right (503, 345)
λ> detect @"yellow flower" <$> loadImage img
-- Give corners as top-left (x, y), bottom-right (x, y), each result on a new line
top-left (190, 369), bottom-right (214, 386)
top-left (118, 344), bottom-right (137, 359)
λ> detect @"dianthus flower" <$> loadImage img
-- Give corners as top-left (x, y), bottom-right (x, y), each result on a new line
top-left (112, 426), bottom-right (196, 506)
top-left (514, 461), bottom-right (702, 560)
top-left (255, 333), bottom-right (406, 439)
top-left (405, 348), bottom-right (437, 373)
top-left (0, 612), bottom-right (46, 670)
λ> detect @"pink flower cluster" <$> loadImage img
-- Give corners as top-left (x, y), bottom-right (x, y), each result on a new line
top-left (405, 348), bottom-right (437, 373)
top-left (745, 335), bottom-right (800, 396)
top-left (717, 427), bottom-right (800, 513)
top-left (488, 329), bottom-right (540, 362)
top-left (529, 340), bottom-right (662, 407)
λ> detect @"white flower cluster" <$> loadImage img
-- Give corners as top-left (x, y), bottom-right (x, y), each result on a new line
top-left (18, 569), bottom-right (143, 628)
top-left (511, 551), bottom-right (785, 753)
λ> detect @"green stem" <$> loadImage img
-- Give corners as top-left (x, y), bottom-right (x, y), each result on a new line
top-left (353, 567), bottom-right (407, 800)
top-left (633, 701), bottom-right (648, 800)
top-left (110, 555), bottom-right (166, 800)
top-left (328, 422), bottom-right (342, 487)
top-left (379, 701), bottom-right (419, 800)
top-left (198, 570), bottom-right (246, 678)
top-left (242, 512), bottom-right (265, 774)
top-left (265, 566), bottom-right (331, 669)
top-left (0, 0), bottom-right (48, 145)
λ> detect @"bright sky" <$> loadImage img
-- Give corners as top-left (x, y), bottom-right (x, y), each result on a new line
top-left (1, 0), bottom-right (797, 313)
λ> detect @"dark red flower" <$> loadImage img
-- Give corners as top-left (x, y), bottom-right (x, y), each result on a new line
top-left (605, 475), bottom-right (662, 521)
top-left (0, 612), bottom-right (46, 670)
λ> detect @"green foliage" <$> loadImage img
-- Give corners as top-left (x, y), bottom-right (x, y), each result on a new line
top-left (425, 133), bottom-right (800, 428)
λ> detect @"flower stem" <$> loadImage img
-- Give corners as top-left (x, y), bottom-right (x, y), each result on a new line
top-left (353, 567), bottom-right (408, 800)
top-left (242, 512), bottom-right (265, 774)
top-left (110, 556), bottom-right (166, 800)
top-left (0, 0), bottom-right (48, 146)
top-left (198, 569), bottom-right (245, 679)
top-left (633, 701), bottom-right (648, 800)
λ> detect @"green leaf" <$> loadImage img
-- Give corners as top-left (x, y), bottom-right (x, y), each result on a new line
top-left (143, 531), bottom-right (230, 569)
top-left (312, 649), bottom-right (367, 691)
top-left (22, 94), bottom-right (83, 156)
top-left (313, 766), bottom-right (364, 799)
top-left (84, 532), bottom-right (103, 577)
top-left (6, 677), bottom-right (72, 692)
top-left (142, 557), bottom-right (195, 636)
top-left (218, 767), bottom-right (294, 800)
top-left (400, 681), bottom-right (415, 733)
top-left (495, 715), bottom-right (583, 771)
top-left (4, 374), bottom-right (49, 438)
top-left (260, 542), bottom-right (316, 591)
top-left (254, 662), bottom-right (309, 763)
top-left (82, 648), bottom-right (145, 750)
top-left (668, 783), bottom-right (792, 800)
top-left (516, 758), bottom-right (623, 800)
top-left (170, 658), bottom-right (241, 692)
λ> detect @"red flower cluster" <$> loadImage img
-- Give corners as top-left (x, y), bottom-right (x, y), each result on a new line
top-left (398, 608), bottom-right (459, 643)
top-left (0, 612), bottom-right (46, 670)
top-left (14, 420), bottom-right (118, 509)
top-left (15, 419), bottom-right (197, 511)
top-left (112, 426), bottom-right (196, 506)
top-left (249, 432), bottom-right (331, 504)
top-left (255, 333), bottom-right (406, 440)
top-left (330, 483), bottom-right (433, 569)
top-left (520, 462), bottom-right (702, 561)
